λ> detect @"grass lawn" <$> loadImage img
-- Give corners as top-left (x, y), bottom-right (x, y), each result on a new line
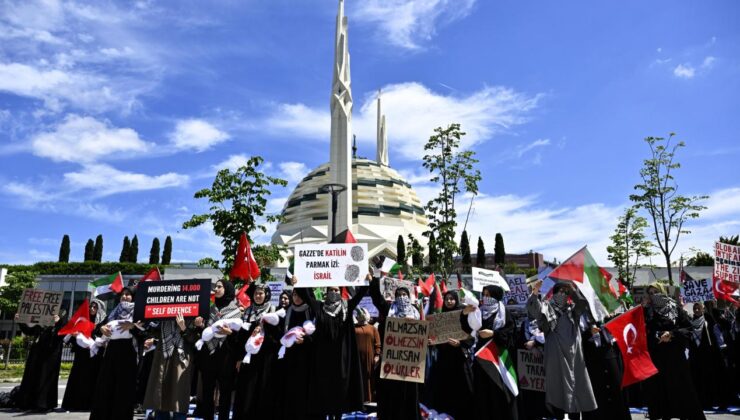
top-left (0, 362), bottom-right (72, 381)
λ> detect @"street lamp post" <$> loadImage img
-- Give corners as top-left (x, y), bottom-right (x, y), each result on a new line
top-left (319, 183), bottom-right (347, 241)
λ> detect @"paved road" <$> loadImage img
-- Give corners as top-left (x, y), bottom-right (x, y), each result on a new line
top-left (1, 380), bottom-right (738, 419)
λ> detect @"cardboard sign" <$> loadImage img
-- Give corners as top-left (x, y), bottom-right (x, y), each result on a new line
top-left (471, 267), bottom-right (510, 292)
top-left (517, 348), bottom-right (546, 392)
top-left (381, 277), bottom-right (418, 303)
top-left (294, 243), bottom-right (369, 287)
top-left (134, 279), bottom-right (211, 321)
top-left (18, 288), bottom-right (63, 327)
top-left (681, 278), bottom-right (714, 303)
top-left (504, 274), bottom-right (528, 305)
top-left (380, 317), bottom-right (428, 383)
top-left (426, 310), bottom-right (469, 345)
top-left (358, 296), bottom-right (379, 318)
top-left (714, 241), bottom-right (740, 284)
top-left (267, 281), bottom-right (285, 307)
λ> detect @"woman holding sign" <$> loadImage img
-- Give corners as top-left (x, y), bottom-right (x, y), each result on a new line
top-left (369, 276), bottom-right (421, 420)
top-left (462, 284), bottom-right (519, 420)
top-left (91, 286), bottom-right (142, 420)
top-left (292, 276), bottom-right (368, 419)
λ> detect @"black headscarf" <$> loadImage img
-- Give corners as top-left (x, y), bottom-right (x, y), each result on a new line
top-left (279, 290), bottom-right (291, 309)
top-left (442, 291), bottom-right (460, 312)
top-left (482, 285), bottom-right (504, 301)
top-left (215, 280), bottom-right (236, 310)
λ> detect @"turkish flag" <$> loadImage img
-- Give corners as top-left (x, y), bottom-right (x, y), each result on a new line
top-left (713, 277), bottom-right (740, 306)
top-left (140, 267), bottom-right (162, 282)
top-left (58, 298), bottom-right (95, 338)
top-left (604, 306), bottom-right (658, 387)
top-left (230, 232), bottom-right (260, 282)
top-left (236, 282), bottom-right (251, 308)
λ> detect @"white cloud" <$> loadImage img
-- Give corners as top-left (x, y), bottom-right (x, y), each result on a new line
top-left (279, 162), bottom-right (308, 184)
top-left (267, 82), bottom-right (540, 161)
top-left (31, 115), bottom-right (151, 163)
top-left (673, 63), bottom-right (695, 79)
top-left (63, 163), bottom-right (189, 196)
top-left (516, 138), bottom-right (550, 158)
top-left (701, 56), bottom-right (716, 69)
top-left (212, 154), bottom-right (251, 172)
top-left (355, 0), bottom-right (476, 50)
top-left (169, 119), bottom-right (230, 152)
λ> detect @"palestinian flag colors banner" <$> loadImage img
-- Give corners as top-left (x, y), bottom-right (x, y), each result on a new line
top-left (548, 246), bottom-right (620, 321)
top-left (475, 339), bottom-right (518, 398)
top-left (90, 272), bottom-right (124, 297)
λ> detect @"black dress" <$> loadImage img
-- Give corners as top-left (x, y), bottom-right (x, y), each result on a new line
top-left (89, 329), bottom-right (139, 419)
top-left (424, 329), bottom-right (474, 419)
top-left (461, 307), bottom-right (519, 420)
top-left (16, 318), bottom-right (65, 411)
top-left (369, 277), bottom-right (421, 420)
top-left (515, 318), bottom-right (549, 420)
top-left (581, 325), bottom-right (631, 420)
top-left (62, 334), bottom-right (103, 411)
top-left (644, 306), bottom-right (705, 420)
top-left (298, 286), bottom-right (367, 418)
top-left (689, 316), bottom-right (722, 410)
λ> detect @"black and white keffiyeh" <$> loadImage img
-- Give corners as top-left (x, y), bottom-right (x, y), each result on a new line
top-left (388, 296), bottom-right (420, 319)
top-left (108, 301), bottom-right (134, 321)
top-left (650, 293), bottom-right (678, 324)
top-left (204, 300), bottom-right (242, 354)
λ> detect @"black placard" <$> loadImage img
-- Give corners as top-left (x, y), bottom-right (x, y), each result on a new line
top-left (134, 278), bottom-right (211, 321)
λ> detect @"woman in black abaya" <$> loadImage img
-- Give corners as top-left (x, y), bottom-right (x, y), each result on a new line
top-left (14, 311), bottom-right (67, 412)
top-left (62, 298), bottom-right (107, 411)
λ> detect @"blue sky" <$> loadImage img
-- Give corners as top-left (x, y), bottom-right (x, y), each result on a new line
top-left (1, 0), bottom-right (738, 265)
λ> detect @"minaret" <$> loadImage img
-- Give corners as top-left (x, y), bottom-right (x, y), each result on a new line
top-left (376, 90), bottom-right (389, 166)
top-left (328, 0), bottom-right (353, 239)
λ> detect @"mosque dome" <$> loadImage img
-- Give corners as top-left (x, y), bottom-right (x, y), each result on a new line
top-left (271, 158), bottom-right (428, 258)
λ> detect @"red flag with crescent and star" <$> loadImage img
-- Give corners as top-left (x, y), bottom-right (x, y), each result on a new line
top-left (604, 306), bottom-right (658, 387)
top-left (58, 298), bottom-right (95, 338)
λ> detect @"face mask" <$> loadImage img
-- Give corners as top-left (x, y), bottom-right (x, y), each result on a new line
top-left (325, 290), bottom-right (341, 303)
top-left (553, 293), bottom-right (569, 308)
top-left (481, 296), bottom-right (497, 306)
top-left (395, 295), bottom-right (411, 307)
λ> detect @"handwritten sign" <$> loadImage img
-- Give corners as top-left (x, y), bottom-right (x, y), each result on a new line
top-left (714, 241), bottom-right (740, 284)
top-left (680, 278), bottom-right (714, 303)
top-left (294, 243), bottom-right (369, 287)
top-left (471, 267), bottom-right (509, 292)
top-left (380, 317), bottom-right (428, 383)
top-left (267, 281), bottom-right (285, 307)
top-left (381, 277), bottom-right (418, 303)
top-left (18, 288), bottom-right (63, 327)
top-left (134, 279), bottom-right (211, 321)
top-left (504, 274), bottom-right (528, 305)
top-left (426, 310), bottom-right (469, 345)
top-left (517, 348), bottom-right (545, 392)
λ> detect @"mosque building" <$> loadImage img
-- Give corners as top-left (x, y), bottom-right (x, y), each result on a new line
top-left (271, 0), bottom-right (429, 259)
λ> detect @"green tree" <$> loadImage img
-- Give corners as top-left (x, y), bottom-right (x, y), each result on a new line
top-left (149, 238), bottom-right (161, 264)
top-left (720, 235), bottom-right (739, 245)
top-left (58, 235), bottom-right (70, 263)
top-left (686, 252), bottom-right (713, 266)
top-left (407, 234), bottom-right (425, 273)
top-left (396, 235), bottom-right (406, 267)
top-left (130, 235), bottom-right (139, 264)
top-left (0, 271), bottom-right (37, 314)
top-left (629, 134), bottom-right (708, 284)
top-left (84, 239), bottom-right (94, 262)
top-left (606, 207), bottom-right (654, 287)
top-left (183, 156), bottom-right (287, 270)
top-left (460, 230), bottom-right (472, 272)
top-left (422, 124), bottom-right (481, 276)
top-left (93, 234), bottom-right (103, 262)
top-left (494, 233), bottom-right (505, 265)
top-left (252, 244), bottom-right (286, 281)
top-left (162, 236), bottom-right (173, 264)
top-left (476, 236), bottom-right (486, 267)
top-left (197, 257), bottom-right (220, 269)
top-left (119, 236), bottom-right (131, 263)
top-left (427, 232), bottom-right (438, 270)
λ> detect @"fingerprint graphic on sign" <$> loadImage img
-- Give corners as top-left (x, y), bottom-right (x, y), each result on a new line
top-left (345, 264), bottom-right (360, 282)
top-left (350, 246), bottom-right (364, 262)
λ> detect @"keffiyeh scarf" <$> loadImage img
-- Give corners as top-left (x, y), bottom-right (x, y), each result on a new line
top-left (205, 300), bottom-right (242, 354)
top-left (651, 293), bottom-right (678, 324)
top-left (389, 296), bottom-right (420, 319)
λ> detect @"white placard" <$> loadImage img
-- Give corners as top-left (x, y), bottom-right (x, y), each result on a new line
top-left (471, 267), bottom-right (510, 292)
top-left (714, 241), bottom-right (740, 284)
top-left (294, 243), bottom-right (369, 287)
top-left (503, 274), bottom-right (528, 305)
top-left (680, 278), bottom-right (714, 303)
top-left (267, 281), bottom-right (285, 307)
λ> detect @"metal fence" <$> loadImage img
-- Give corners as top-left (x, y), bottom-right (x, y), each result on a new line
top-left (1, 341), bottom-right (75, 364)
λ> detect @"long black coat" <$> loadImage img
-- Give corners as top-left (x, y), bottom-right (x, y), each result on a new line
top-left (16, 319), bottom-right (65, 411)
top-left (581, 327), bottom-right (631, 420)
top-left (62, 338), bottom-right (102, 411)
top-left (424, 331), bottom-right (474, 419)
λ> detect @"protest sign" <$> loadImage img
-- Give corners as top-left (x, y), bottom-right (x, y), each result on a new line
top-left (134, 279), bottom-right (211, 321)
top-left (358, 296), bottom-right (379, 318)
top-left (714, 241), bottom-right (740, 284)
top-left (471, 267), bottom-right (509, 292)
top-left (681, 278), bottom-right (714, 303)
top-left (517, 348), bottom-right (546, 392)
top-left (18, 288), bottom-right (63, 327)
top-left (426, 309), bottom-right (469, 345)
top-left (504, 274), bottom-right (528, 305)
top-left (380, 317), bottom-right (428, 383)
top-left (267, 281), bottom-right (285, 307)
top-left (381, 277), bottom-right (418, 303)
top-left (294, 243), bottom-right (369, 287)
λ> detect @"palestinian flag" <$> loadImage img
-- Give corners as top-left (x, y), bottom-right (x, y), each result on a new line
top-left (475, 339), bottom-right (518, 398)
top-left (418, 274), bottom-right (435, 297)
top-left (285, 258), bottom-right (295, 283)
top-left (549, 246), bottom-right (621, 321)
top-left (380, 257), bottom-right (403, 279)
top-left (90, 272), bottom-right (124, 297)
top-left (617, 278), bottom-right (634, 306)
